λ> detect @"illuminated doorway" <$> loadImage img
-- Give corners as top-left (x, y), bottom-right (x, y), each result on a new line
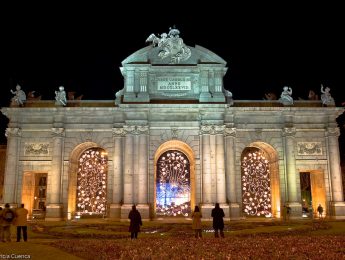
top-left (156, 150), bottom-right (191, 217)
top-left (75, 148), bottom-right (108, 217)
top-left (300, 171), bottom-right (326, 217)
top-left (21, 172), bottom-right (47, 219)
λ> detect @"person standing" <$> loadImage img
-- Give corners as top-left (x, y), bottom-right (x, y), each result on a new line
top-left (2, 203), bottom-right (15, 242)
top-left (128, 205), bottom-right (142, 239)
top-left (191, 206), bottom-right (202, 238)
top-left (15, 204), bottom-right (28, 242)
top-left (211, 203), bottom-right (225, 238)
top-left (317, 204), bottom-right (324, 219)
top-left (0, 207), bottom-right (3, 242)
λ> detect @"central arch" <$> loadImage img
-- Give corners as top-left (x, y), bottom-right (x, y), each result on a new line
top-left (154, 140), bottom-right (195, 218)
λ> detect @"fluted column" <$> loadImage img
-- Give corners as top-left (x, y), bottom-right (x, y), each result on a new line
top-left (326, 127), bottom-right (345, 218)
top-left (215, 125), bottom-right (226, 203)
top-left (112, 128), bottom-right (125, 203)
top-left (46, 127), bottom-right (64, 219)
top-left (282, 127), bottom-right (301, 217)
top-left (123, 125), bottom-right (134, 205)
top-left (283, 127), bottom-right (299, 202)
top-left (225, 127), bottom-right (237, 203)
top-left (201, 125), bottom-right (212, 204)
top-left (326, 127), bottom-right (344, 202)
top-left (49, 128), bottom-right (64, 204)
top-left (3, 128), bottom-right (21, 204)
top-left (137, 126), bottom-right (149, 204)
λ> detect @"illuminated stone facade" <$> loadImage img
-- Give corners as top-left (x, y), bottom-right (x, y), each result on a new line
top-left (1, 30), bottom-right (345, 220)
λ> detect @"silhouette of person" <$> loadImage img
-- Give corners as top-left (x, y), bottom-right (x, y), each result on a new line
top-left (191, 206), bottom-right (202, 238)
top-left (317, 204), bottom-right (324, 218)
top-left (128, 205), bottom-right (142, 239)
top-left (211, 203), bottom-right (225, 238)
top-left (15, 204), bottom-right (28, 242)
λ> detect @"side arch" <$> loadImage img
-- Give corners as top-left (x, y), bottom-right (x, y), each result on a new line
top-left (241, 141), bottom-right (281, 218)
top-left (67, 142), bottom-right (108, 219)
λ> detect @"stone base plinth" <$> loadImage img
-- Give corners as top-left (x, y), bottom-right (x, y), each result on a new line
top-left (45, 204), bottom-right (63, 220)
top-left (329, 201), bottom-right (345, 219)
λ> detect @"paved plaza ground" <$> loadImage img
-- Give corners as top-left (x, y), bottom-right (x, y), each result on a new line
top-left (0, 218), bottom-right (344, 259)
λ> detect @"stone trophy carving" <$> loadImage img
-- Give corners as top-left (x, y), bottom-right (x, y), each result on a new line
top-left (146, 27), bottom-right (191, 64)
top-left (55, 86), bottom-right (67, 106)
top-left (10, 84), bottom-right (26, 106)
top-left (279, 86), bottom-right (293, 105)
top-left (320, 84), bottom-right (335, 106)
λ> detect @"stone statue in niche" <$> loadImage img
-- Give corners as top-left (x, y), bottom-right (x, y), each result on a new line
top-left (55, 86), bottom-right (67, 106)
top-left (320, 84), bottom-right (335, 106)
top-left (10, 84), bottom-right (26, 106)
top-left (279, 86), bottom-right (293, 105)
top-left (146, 27), bottom-right (191, 64)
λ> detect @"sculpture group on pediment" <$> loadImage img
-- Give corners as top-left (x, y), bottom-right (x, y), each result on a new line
top-left (146, 27), bottom-right (191, 64)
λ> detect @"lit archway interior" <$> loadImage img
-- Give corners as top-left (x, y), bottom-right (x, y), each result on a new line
top-left (241, 142), bottom-right (280, 218)
top-left (76, 148), bottom-right (108, 216)
top-left (156, 150), bottom-right (191, 217)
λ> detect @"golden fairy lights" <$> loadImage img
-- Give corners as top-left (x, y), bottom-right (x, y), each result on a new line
top-left (76, 148), bottom-right (108, 216)
top-left (156, 150), bottom-right (191, 217)
top-left (241, 150), bottom-right (272, 217)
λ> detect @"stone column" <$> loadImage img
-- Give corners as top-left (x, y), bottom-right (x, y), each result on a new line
top-left (326, 127), bottom-right (345, 218)
top-left (3, 128), bottom-right (21, 204)
top-left (109, 127), bottom-right (125, 218)
top-left (225, 127), bottom-right (240, 219)
top-left (215, 125), bottom-right (226, 203)
top-left (282, 127), bottom-right (301, 216)
top-left (137, 125), bottom-right (150, 219)
top-left (46, 127), bottom-right (64, 219)
top-left (201, 125), bottom-right (212, 204)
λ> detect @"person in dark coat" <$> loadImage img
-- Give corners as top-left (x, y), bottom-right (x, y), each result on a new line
top-left (128, 205), bottom-right (142, 239)
top-left (211, 203), bottom-right (225, 238)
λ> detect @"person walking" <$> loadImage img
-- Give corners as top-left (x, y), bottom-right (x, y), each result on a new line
top-left (191, 206), bottom-right (202, 238)
top-left (2, 203), bottom-right (15, 242)
top-left (317, 204), bottom-right (324, 219)
top-left (211, 203), bottom-right (225, 238)
top-left (128, 205), bottom-right (142, 239)
top-left (15, 204), bottom-right (28, 242)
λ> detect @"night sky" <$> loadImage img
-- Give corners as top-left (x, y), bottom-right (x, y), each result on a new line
top-left (1, 5), bottom-right (344, 152)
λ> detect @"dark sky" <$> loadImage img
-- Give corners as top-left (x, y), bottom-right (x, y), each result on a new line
top-left (1, 4), bottom-right (344, 146)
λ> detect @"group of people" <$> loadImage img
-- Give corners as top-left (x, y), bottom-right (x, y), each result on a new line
top-left (0, 203), bottom-right (28, 242)
top-left (128, 203), bottom-right (225, 239)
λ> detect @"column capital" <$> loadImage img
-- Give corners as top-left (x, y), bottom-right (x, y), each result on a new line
top-left (325, 127), bottom-right (340, 137)
top-left (51, 127), bottom-right (65, 137)
top-left (123, 125), bottom-right (149, 135)
top-left (5, 127), bottom-right (21, 137)
top-left (224, 127), bottom-right (236, 137)
top-left (282, 127), bottom-right (296, 137)
top-left (200, 124), bottom-right (225, 135)
top-left (112, 127), bottom-right (126, 137)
